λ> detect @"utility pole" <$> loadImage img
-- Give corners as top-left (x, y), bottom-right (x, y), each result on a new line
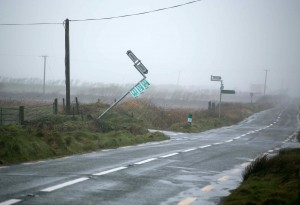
top-left (264, 69), bottom-right (269, 96)
top-left (41, 55), bottom-right (48, 95)
top-left (64, 18), bottom-right (71, 114)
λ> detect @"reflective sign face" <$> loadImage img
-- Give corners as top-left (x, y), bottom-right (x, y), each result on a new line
top-left (134, 62), bottom-right (148, 74)
top-left (130, 79), bottom-right (151, 98)
top-left (211, 75), bottom-right (222, 81)
top-left (126, 50), bottom-right (139, 63)
top-left (221, 89), bottom-right (235, 94)
top-left (130, 87), bottom-right (140, 98)
top-left (140, 79), bottom-right (150, 89)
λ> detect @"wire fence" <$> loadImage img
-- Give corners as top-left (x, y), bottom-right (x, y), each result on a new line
top-left (24, 104), bottom-right (54, 122)
top-left (0, 97), bottom-right (82, 125)
top-left (0, 107), bottom-right (21, 125)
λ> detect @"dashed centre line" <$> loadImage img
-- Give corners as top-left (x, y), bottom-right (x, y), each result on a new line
top-left (182, 148), bottom-right (197, 153)
top-left (134, 158), bottom-right (157, 165)
top-left (0, 199), bottom-right (22, 205)
top-left (199, 145), bottom-right (211, 148)
top-left (41, 177), bottom-right (89, 192)
top-left (160, 153), bottom-right (179, 158)
top-left (93, 166), bottom-right (127, 176)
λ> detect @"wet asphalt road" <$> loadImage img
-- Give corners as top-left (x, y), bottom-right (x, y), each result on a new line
top-left (0, 102), bottom-right (299, 205)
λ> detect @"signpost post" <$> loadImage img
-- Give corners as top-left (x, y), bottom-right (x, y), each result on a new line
top-left (210, 75), bottom-right (235, 119)
top-left (97, 50), bottom-right (150, 120)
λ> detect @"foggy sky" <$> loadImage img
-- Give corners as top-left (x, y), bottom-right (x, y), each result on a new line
top-left (0, 0), bottom-right (299, 97)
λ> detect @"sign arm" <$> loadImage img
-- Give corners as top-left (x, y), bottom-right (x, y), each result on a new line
top-left (97, 76), bottom-right (146, 120)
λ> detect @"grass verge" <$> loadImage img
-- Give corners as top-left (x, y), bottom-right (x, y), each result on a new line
top-left (0, 99), bottom-right (270, 165)
top-left (221, 147), bottom-right (300, 205)
top-left (0, 124), bottom-right (166, 165)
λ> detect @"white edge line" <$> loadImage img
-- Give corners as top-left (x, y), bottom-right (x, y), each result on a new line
top-left (134, 158), bottom-right (157, 165)
top-left (0, 199), bottom-right (22, 205)
top-left (93, 166), bottom-right (127, 176)
top-left (41, 177), bottom-right (89, 192)
top-left (160, 153), bottom-right (179, 158)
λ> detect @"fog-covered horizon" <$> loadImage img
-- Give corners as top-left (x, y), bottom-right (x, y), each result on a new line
top-left (1, 0), bottom-right (299, 97)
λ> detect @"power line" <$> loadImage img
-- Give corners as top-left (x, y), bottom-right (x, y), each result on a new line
top-left (70, 0), bottom-right (201, 22)
top-left (0, 22), bottom-right (62, 26)
top-left (0, 0), bottom-right (202, 26)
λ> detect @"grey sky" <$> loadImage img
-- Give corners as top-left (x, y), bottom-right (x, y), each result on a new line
top-left (0, 0), bottom-right (299, 97)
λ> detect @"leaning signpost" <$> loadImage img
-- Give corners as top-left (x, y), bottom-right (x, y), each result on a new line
top-left (210, 75), bottom-right (235, 119)
top-left (97, 50), bottom-right (150, 120)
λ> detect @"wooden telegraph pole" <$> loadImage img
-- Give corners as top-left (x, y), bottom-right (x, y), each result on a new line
top-left (64, 18), bottom-right (71, 114)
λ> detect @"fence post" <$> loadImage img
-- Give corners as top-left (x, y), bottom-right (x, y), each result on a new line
top-left (75, 97), bottom-right (79, 115)
top-left (0, 108), bottom-right (2, 125)
top-left (19, 106), bottom-right (24, 125)
top-left (63, 98), bottom-right (65, 114)
top-left (53, 98), bottom-right (58, 114)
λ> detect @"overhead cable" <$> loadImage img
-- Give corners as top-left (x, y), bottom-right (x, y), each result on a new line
top-left (70, 0), bottom-right (201, 22)
top-left (0, 0), bottom-right (201, 26)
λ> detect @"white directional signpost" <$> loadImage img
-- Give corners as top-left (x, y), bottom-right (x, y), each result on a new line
top-left (210, 75), bottom-right (235, 119)
top-left (211, 75), bottom-right (222, 81)
top-left (97, 50), bottom-right (150, 120)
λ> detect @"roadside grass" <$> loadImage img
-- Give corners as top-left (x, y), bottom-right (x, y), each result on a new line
top-left (0, 99), bottom-right (270, 165)
top-left (221, 147), bottom-right (300, 205)
top-left (0, 123), bottom-right (166, 165)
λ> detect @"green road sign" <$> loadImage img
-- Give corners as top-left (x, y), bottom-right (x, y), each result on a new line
top-left (130, 79), bottom-right (151, 98)
top-left (130, 87), bottom-right (140, 98)
top-left (221, 89), bottom-right (235, 94)
top-left (136, 83), bottom-right (145, 93)
top-left (140, 79), bottom-right (150, 89)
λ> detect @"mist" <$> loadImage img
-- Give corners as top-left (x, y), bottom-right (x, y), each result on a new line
top-left (0, 0), bottom-right (299, 98)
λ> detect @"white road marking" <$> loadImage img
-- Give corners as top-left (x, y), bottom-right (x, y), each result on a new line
top-left (0, 199), bottom-right (22, 205)
top-left (201, 185), bottom-right (214, 192)
top-left (134, 158), bottom-right (157, 165)
top-left (218, 176), bottom-right (230, 182)
top-left (199, 145), bottom-right (211, 148)
top-left (182, 148), bottom-right (197, 153)
top-left (213, 142), bottom-right (223, 145)
top-left (41, 177), bottom-right (89, 192)
top-left (234, 137), bottom-right (240, 139)
top-left (268, 150), bottom-right (274, 153)
top-left (93, 166), bottom-right (127, 176)
top-left (225, 139), bottom-right (233, 143)
top-left (160, 153), bottom-right (179, 158)
top-left (177, 197), bottom-right (197, 205)
top-left (241, 134), bottom-right (247, 136)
